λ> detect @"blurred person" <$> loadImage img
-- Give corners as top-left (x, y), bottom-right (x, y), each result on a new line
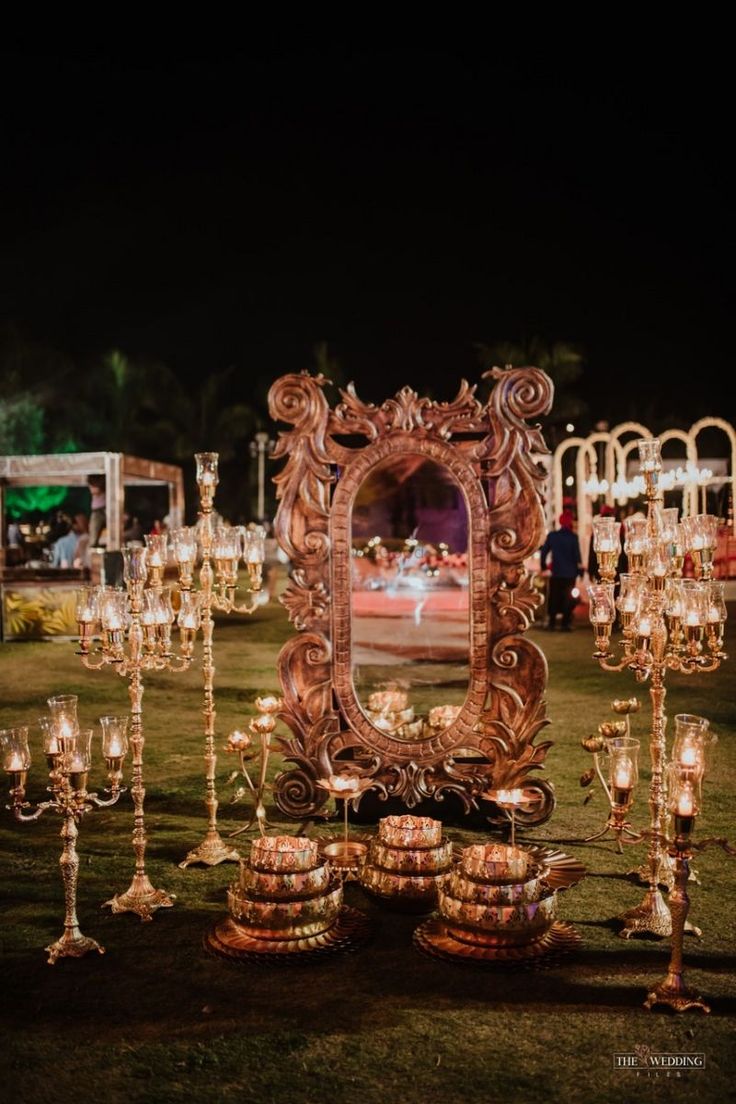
top-left (88, 475), bottom-right (106, 547)
top-left (540, 511), bottom-right (584, 631)
top-left (51, 513), bottom-right (87, 568)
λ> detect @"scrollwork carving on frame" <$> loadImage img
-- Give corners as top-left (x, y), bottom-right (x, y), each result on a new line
top-left (267, 367), bottom-right (556, 822)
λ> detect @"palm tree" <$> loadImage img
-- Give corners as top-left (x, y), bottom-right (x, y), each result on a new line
top-left (475, 338), bottom-right (588, 445)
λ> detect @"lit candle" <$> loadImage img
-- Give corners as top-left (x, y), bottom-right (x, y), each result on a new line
top-left (691, 536), bottom-right (704, 550)
top-left (200, 471), bottom-right (215, 487)
top-left (6, 752), bottom-right (24, 772)
top-left (638, 617), bottom-right (652, 636)
top-left (246, 545), bottom-right (263, 564)
top-left (494, 788), bottom-right (525, 805)
top-left (677, 787), bottom-right (694, 817)
top-left (680, 745), bottom-right (697, 768)
top-left (613, 761), bottom-right (633, 789)
top-left (685, 611), bottom-right (699, 627)
top-left (707, 605), bottom-right (721, 624)
top-left (107, 738), bottom-right (123, 758)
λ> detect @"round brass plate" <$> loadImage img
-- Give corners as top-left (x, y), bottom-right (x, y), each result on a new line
top-left (413, 917), bottom-right (581, 966)
top-left (205, 905), bottom-right (372, 964)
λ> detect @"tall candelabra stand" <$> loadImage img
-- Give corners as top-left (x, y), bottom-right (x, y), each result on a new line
top-left (1, 701), bottom-right (128, 963)
top-left (177, 451), bottom-right (267, 868)
top-left (588, 436), bottom-right (727, 939)
top-left (644, 725), bottom-right (734, 1013)
top-left (226, 696), bottom-right (283, 838)
top-left (75, 540), bottom-right (193, 919)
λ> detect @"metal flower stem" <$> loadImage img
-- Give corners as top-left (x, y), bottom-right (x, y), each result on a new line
top-left (179, 498), bottom-right (240, 868)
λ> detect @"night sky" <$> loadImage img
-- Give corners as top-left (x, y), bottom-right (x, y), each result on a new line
top-left (2, 46), bottom-right (734, 428)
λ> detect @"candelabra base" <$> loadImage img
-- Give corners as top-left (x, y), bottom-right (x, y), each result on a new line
top-left (104, 874), bottom-right (176, 921)
top-left (644, 974), bottom-right (711, 1014)
top-left (45, 927), bottom-right (105, 965)
top-left (630, 852), bottom-right (699, 890)
top-left (179, 829), bottom-right (241, 869)
top-left (618, 887), bottom-right (702, 940)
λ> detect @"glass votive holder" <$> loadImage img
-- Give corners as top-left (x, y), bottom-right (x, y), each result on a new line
top-left (144, 533), bottom-right (169, 581)
top-left (100, 716), bottom-right (129, 771)
top-left (607, 735), bottom-right (640, 808)
top-left (681, 580), bottom-right (708, 645)
top-left (214, 526), bottom-right (240, 587)
top-left (637, 437), bottom-right (662, 474)
top-left (68, 730), bottom-right (93, 792)
top-left (617, 573), bottom-right (646, 631)
top-left (592, 516), bottom-right (620, 580)
top-left (47, 694), bottom-right (79, 742)
top-left (681, 514), bottom-right (719, 578)
top-left (172, 526), bottom-right (199, 583)
top-left (623, 517), bottom-right (649, 573)
top-left (122, 545), bottom-right (148, 586)
top-left (1, 726), bottom-right (31, 786)
top-left (195, 452), bottom-right (219, 498)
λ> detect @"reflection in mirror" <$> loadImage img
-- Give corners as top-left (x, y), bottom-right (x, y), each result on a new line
top-left (350, 455), bottom-right (470, 739)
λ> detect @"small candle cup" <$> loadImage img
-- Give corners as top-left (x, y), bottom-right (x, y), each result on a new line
top-left (171, 526), bottom-right (199, 587)
top-left (68, 730), bottom-right (93, 792)
top-left (100, 715), bottom-right (129, 772)
top-left (195, 452), bottom-right (219, 501)
top-left (1, 726), bottom-right (31, 790)
top-left (606, 735), bottom-right (639, 809)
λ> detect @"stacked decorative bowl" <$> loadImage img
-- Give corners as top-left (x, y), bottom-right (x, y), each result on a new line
top-left (438, 843), bottom-right (557, 947)
top-left (207, 835), bottom-right (371, 959)
top-left (359, 815), bottom-right (453, 911)
top-left (228, 836), bottom-right (343, 940)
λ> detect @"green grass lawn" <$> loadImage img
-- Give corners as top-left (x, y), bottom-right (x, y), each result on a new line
top-left (1, 602), bottom-right (735, 1104)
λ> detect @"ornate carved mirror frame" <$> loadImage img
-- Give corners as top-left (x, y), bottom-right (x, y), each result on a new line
top-left (268, 367), bottom-right (555, 824)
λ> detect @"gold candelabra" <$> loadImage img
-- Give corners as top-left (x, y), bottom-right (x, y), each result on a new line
top-left (75, 538), bottom-right (193, 919)
top-left (177, 452), bottom-right (268, 868)
top-left (226, 695), bottom-right (282, 838)
top-left (588, 437), bottom-right (727, 939)
top-left (1, 700), bottom-right (128, 962)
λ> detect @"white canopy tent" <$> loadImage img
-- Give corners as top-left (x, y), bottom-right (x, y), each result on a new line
top-left (0, 451), bottom-right (185, 553)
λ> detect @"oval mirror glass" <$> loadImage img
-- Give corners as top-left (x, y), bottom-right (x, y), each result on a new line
top-left (350, 454), bottom-right (470, 738)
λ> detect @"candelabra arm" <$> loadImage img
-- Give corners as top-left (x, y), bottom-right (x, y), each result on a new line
top-left (597, 654), bottom-right (632, 674)
top-left (86, 786), bottom-right (125, 809)
top-left (10, 798), bottom-right (58, 822)
top-left (229, 592), bottom-right (262, 615)
top-left (80, 653), bottom-right (108, 671)
top-left (692, 836), bottom-right (736, 857)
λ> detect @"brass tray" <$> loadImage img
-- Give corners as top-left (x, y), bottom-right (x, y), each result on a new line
top-left (524, 845), bottom-right (586, 892)
top-left (413, 917), bottom-right (581, 965)
top-left (205, 906), bottom-right (372, 964)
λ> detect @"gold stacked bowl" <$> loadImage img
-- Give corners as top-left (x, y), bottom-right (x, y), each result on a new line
top-left (359, 815), bottom-right (453, 911)
top-left (438, 843), bottom-right (557, 947)
top-left (226, 835), bottom-right (343, 941)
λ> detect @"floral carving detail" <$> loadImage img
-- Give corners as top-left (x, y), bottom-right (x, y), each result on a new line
top-left (280, 572), bottom-right (330, 631)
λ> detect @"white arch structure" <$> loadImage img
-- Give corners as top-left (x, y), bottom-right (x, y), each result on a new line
top-left (549, 418), bottom-right (736, 567)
